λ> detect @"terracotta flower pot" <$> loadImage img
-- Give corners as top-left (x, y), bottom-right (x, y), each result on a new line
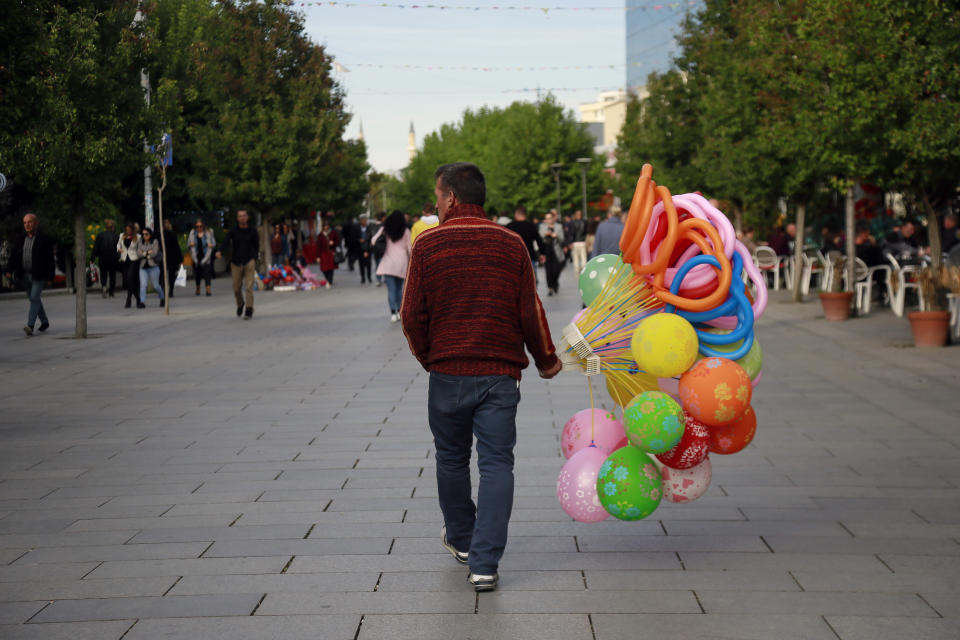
top-left (819, 291), bottom-right (853, 321)
top-left (907, 310), bottom-right (951, 347)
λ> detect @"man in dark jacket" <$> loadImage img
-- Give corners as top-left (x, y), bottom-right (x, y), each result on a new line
top-left (505, 206), bottom-right (541, 283)
top-left (160, 219), bottom-right (183, 298)
top-left (216, 209), bottom-right (260, 320)
top-left (6, 213), bottom-right (56, 335)
top-left (92, 219), bottom-right (119, 298)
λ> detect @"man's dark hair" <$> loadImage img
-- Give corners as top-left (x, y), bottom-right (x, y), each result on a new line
top-left (434, 162), bottom-right (485, 206)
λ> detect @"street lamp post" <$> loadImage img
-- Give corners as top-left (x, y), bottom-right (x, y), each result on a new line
top-left (550, 163), bottom-right (564, 215)
top-left (576, 157), bottom-right (591, 217)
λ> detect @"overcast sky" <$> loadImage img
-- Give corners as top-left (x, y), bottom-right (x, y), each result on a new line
top-left (299, 1), bottom-right (693, 173)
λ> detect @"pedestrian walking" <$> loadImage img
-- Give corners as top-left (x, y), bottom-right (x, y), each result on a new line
top-left (566, 209), bottom-right (587, 273)
top-left (401, 162), bottom-right (562, 592)
top-left (216, 209), bottom-right (259, 320)
top-left (505, 206), bottom-right (542, 283)
top-left (316, 222), bottom-right (338, 287)
top-left (117, 223), bottom-right (141, 309)
top-left (539, 211), bottom-right (566, 296)
top-left (589, 206), bottom-right (624, 258)
top-left (371, 210), bottom-right (411, 322)
top-left (370, 212), bottom-right (385, 286)
top-left (137, 228), bottom-right (164, 308)
top-left (92, 219), bottom-right (119, 298)
top-left (161, 219), bottom-right (183, 298)
top-left (6, 213), bottom-right (55, 335)
top-left (188, 219), bottom-right (216, 296)
top-left (357, 214), bottom-right (374, 284)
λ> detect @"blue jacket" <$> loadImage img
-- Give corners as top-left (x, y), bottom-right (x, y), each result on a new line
top-left (590, 217), bottom-right (624, 258)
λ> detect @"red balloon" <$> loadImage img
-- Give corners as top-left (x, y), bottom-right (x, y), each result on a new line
top-left (656, 412), bottom-right (710, 469)
top-left (708, 405), bottom-right (757, 454)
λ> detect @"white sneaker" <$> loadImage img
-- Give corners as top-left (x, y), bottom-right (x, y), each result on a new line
top-left (390, 313), bottom-right (398, 323)
top-left (325, 282), bottom-right (331, 289)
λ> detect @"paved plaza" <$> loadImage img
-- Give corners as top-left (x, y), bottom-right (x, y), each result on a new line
top-left (0, 271), bottom-right (958, 639)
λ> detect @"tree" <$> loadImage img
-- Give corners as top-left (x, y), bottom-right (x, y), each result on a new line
top-left (396, 96), bottom-right (605, 215)
top-left (0, 0), bottom-right (153, 338)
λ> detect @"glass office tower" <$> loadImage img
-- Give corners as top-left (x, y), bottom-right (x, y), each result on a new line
top-left (626, 1), bottom-right (699, 90)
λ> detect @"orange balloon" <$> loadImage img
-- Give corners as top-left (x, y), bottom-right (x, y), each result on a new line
top-left (678, 357), bottom-right (752, 427)
top-left (620, 165), bottom-right (654, 257)
top-left (708, 405), bottom-right (757, 454)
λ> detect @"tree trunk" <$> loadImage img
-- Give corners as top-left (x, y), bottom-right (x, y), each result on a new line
top-left (792, 201), bottom-right (806, 302)
top-left (844, 186), bottom-right (856, 295)
top-left (73, 204), bottom-right (87, 338)
top-left (260, 217), bottom-right (272, 267)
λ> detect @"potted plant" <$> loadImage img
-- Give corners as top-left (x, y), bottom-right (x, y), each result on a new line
top-left (908, 265), bottom-right (956, 347)
top-left (818, 253), bottom-right (853, 321)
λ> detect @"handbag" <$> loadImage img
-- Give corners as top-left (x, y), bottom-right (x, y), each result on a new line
top-left (334, 247), bottom-right (345, 264)
top-left (373, 232), bottom-right (387, 259)
top-left (174, 264), bottom-right (187, 287)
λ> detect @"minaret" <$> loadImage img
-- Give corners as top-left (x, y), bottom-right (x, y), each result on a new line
top-left (358, 120), bottom-right (364, 142)
top-left (408, 122), bottom-right (416, 163)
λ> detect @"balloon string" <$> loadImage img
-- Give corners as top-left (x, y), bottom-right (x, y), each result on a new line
top-left (588, 376), bottom-right (596, 445)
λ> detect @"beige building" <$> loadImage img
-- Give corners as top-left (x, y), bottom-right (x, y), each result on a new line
top-left (579, 87), bottom-right (648, 165)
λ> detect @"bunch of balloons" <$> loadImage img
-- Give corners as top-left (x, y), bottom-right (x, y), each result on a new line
top-left (556, 163), bottom-right (766, 523)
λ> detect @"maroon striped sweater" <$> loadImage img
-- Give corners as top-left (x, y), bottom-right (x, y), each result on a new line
top-left (400, 204), bottom-right (561, 380)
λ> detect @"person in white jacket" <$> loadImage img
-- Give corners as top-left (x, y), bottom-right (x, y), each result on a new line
top-left (116, 223), bottom-right (141, 309)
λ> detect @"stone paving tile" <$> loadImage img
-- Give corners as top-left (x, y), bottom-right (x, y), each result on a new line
top-left (30, 594), bottom-right (263, 623)
top-left (583, 569), bottom-right (800, 591)
top-left (0, 621), bottom-right (134, 640)
top-left (14, 542), bottom-right (210, 564)
top-left (477, 590), bottom-right (701, 614)
top-left (123, 615), bottom-right (361, 640)
top-left (168, 572), bottom-right (379, 595)
top-left (0, 602), bottom-right (48, 624)
top-left (0, 577), bottom-right (177, 602)
top-left (696, 590), bottom-right (938, 616)
top-left (377, 570), bottom-right (586, 592)
top-left (128, 524), bottom-right (311, 544)
top-left (255, 591), bottom-right (476, 615)
top-left (592, 613), bottom-right (837, 640)
top-left (825, 616), bottom-right (960, 640)
top-left (357, 614), bottom-right (593, 640)
top-left (678, 552), bottom-right (893, 573)
top-left (0, 562), bottom-right (100, 583)
top-left (84, 556), bottom-right (290, 579)
top-left (203, 537), bottom-right (392, 558)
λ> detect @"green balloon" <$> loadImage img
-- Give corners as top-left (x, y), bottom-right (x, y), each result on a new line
top-left (623, 391), bottom-right (684, 454)
top-left (579, 254), bottom-right (622, 307)
top-left (596, 445), bottom-right (663, 521)
top-left (698, 329), bottom-right (763, 380)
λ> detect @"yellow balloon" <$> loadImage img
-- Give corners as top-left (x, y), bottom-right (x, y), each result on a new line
top-left (630, 313), bottom-right (699, 378)
top-left (605, 370), bottom-right (658, 407)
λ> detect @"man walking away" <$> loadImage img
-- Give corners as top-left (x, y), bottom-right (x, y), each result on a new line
top-left (7, 213), bottom-right (55, 335)
top-left (401, 162), bottom-right (562, 592)
top-left (93, 219), bottom-right (119, 297)
top-left (567, 209), bottom-right (587, 273)
top-left (589, 206), bottom-right (625, 258)
top-left (216, 209), bottom-right (259, 320)
top-left (505, 206), bottom-right (542, 283)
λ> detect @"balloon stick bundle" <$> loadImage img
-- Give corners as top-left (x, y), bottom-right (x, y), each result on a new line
top-left (556, 163), bottom-right (768, 523)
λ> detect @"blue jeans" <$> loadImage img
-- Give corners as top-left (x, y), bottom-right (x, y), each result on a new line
top-left (428, 372), bottom-right (520, 574)
top-left (139, 265), bottom-right (164, 303)
top-left (385, 275), bottom-right (404, 313)
top-left (25, 274), bottom-right (48, 328)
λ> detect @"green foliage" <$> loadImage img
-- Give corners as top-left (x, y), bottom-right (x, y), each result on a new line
top-left (614, 0), bottom-right (960, 239)
top-left (396, 96), bottom-right (605, 215)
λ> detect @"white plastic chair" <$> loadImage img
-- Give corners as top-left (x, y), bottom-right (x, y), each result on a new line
top-left (844, 257), bottom-right (892, 315)
top-left (886, 253), bottom-right (922, 317)
top-left (820, 250), bottom-right (842, 293)
top-left (753, 246), bottom-right (781, 291)
top-left (947, 293), bottom-right (960, 340)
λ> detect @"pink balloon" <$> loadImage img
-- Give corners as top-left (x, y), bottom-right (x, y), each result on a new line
top-left (561, 409), bottom-right (626, 459)
top-left (661, 456), bottom-right (712, 503)
top-left (751, 370), bottom-right (762, 388)
top-left (556, 446), bottom-right (610, 522)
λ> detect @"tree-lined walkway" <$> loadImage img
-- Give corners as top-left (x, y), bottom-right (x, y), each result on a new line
top-left (0, 279), bottom-right (957, 639)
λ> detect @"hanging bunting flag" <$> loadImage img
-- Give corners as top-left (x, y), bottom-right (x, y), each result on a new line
top-left (280, 1), bottom-right (697, 13)
top-left (337, 61), bottom-right (642, 71)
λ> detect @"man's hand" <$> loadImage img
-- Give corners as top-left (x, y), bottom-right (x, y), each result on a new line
top-left (538, 357), bottom-right (563, 379)
top-left (215, 251), bottom-right (222, 259)
top-left (538, 255), bottom-right (546, 265)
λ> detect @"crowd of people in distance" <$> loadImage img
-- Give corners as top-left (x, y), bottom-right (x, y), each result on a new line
top-left (5, 202), bottom-right (627, 335)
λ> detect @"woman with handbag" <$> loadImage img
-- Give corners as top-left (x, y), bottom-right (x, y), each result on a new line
top-left (538, 211), bottom-right (567, 296)
top-left (116, 223), bottom-right (141, 309)
top-left (137, 227), bottom-right (164, 308)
